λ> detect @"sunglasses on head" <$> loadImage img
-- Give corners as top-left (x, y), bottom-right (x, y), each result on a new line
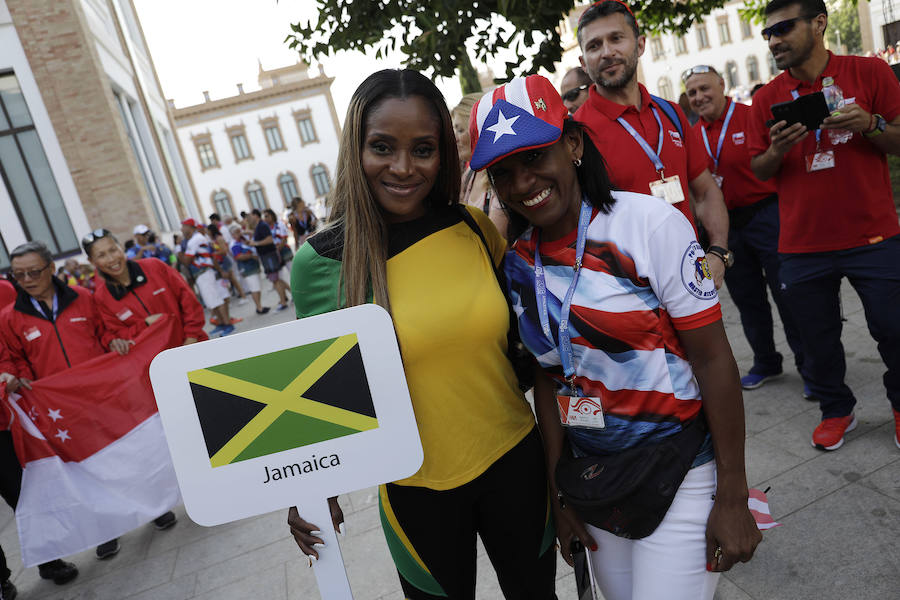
top-left (761, 14), bottom-right (819, 41)
top-left (561, 84), bottom-right (590, 103)
top-left (81, 228), bottom-right (112, 249)
top-left (681, 65), bottom-right (718, 84)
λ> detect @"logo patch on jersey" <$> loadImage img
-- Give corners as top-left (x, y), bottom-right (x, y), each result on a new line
top-left (680, 241), bottom-right (717, 300)
top-left (117, 309), bottom-right (134, 321)
top-left (153, 287), bottom-right (167, 295)
top-left (668, 130), bottom-right (683, 147)
top-left (732, 132), bottom-right (745, 145)
top-left (69, 317), bottom-right (87, 323)
top-left (24, 327), bottom-right (41, 341)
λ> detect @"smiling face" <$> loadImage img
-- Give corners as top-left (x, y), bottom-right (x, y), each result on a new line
top-left (88, 237), bottom-right (128, 281)
top-left (579, 13), bottom-right (644, 91)
top-left (487, 130), bottom-right (583, 241)
top-left (766, 5), bottom-right (821, 70)
top-left (362, 96), bottom-right (441, 224)
top-left (685, 72), bottom-right (727, 123)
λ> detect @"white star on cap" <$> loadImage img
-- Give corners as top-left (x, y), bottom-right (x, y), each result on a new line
top-left (487, 109), bottom-right (519, 142)
top-left (48, 408), bottom-right (62, 422)
top-left (55, 429), bottom-right (71, 442)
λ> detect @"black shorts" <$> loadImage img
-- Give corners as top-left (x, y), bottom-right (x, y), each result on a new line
top-left (259, 252), bottom-right (282, 274)
top-left (379, 428), bottom-right (558, 599)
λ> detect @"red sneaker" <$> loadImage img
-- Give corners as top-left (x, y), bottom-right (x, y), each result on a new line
top-left (893, 410), bottom-right (900, 450)
top-left (209, 316), bottom-right (220, 326)
top-left (229, 317), bottom-right (243, 325)
top-left (812, 414), bottom-right (857, 451)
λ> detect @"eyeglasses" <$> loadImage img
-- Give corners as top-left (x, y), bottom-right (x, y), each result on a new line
top-left (9, 263), bottom-right (51, 281)
top-left (761, 14), bottom-right (818, 41)
top-left (81, 228), bottom-right (111, 249)
top-left (681, 65), bottom-right (718, 84)
top-left (561, 84), bottom-right (590, 103)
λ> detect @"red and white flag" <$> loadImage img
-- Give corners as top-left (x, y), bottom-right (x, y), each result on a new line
top-left (749, 488), bottom-right (782, 531)
top-left (2, 316), bottom-right (183, 567)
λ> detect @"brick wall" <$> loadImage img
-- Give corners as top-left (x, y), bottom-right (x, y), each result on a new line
top-left (6, 0), bottom-right (159, 244)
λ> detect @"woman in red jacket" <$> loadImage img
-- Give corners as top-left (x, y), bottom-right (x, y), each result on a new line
top-left (85, 230), bottom-right (208, 344)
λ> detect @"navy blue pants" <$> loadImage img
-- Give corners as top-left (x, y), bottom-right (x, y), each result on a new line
top-left (780, 235), bottom-right (900, 419)
top-left (724, 200), bottom-right (805, 376)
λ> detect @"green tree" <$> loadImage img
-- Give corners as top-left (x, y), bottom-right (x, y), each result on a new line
top-left (287, 0), bottom-right (731, 95)
top-left (826, 0), bottom-right (861, 53)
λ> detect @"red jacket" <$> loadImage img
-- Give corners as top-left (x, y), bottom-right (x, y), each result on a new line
top-left (92, 259), bottom-right (208, 342)
top-left (0, 280), bottom-right (15, 310)
top-left (0, 279), bottom-right (116, 381)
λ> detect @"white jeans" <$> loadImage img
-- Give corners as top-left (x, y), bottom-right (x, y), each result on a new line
top-left (586, 461), bottom-right (720, 600)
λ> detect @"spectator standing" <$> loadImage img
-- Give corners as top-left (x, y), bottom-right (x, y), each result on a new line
top-left (179, 219), bottom-right (235, 337)
top-left (287, 197), bottom-right (318, 248)
top-left (228, 223), bottom-right (269, 315)
top-left (128, 225), bottom-right (173, 264)
top-left (573, 0), bottom-right (731, 289)
top-left (559, 66), bottom-right (592, 115)
top-left (207, 223), bottom-right (247, 305)
top-left (686, 65), bottom-right (807, 391)
top-left (748, 0), bottom-right (900, 451)
top-left (263, 208), bottom-right (294, 267)
top-left (246, 209), bottom-right (290, 312)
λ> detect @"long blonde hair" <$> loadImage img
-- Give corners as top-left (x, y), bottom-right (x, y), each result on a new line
top-left (327, 69), bottom-right (461, 313)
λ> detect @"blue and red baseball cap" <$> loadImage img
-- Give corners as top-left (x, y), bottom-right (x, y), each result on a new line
top-left (468, 75), bottom-right (569, 172)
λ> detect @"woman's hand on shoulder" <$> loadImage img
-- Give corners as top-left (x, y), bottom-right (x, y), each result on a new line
top-left (705, 493), bottom-right (762, 572)
top-left (287, 496), bottom-right (345, 566)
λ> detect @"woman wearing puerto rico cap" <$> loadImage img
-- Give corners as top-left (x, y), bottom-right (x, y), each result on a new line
top-left (285, 69), bottom-right (557, 599)
top-left (469, 74), bottom-right (761, 599)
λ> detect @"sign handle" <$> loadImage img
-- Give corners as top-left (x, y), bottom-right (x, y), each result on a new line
top-left (304, 498), bottom-right (353, 599)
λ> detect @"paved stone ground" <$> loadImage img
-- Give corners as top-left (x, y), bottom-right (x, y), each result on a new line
top-left (1, 278), bottom-right (898, 599)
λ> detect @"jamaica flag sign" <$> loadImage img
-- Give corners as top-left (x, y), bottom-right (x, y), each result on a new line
top-left (150, 305), bottom-right (422, 600)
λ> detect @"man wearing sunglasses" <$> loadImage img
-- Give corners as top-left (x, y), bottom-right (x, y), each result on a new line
top-left (560, 66), bottom-right (592, 114)
top-left (747, 0), bottom-right (900, 452)
top-left (572, 0), bottom-right (731, 289)
top-left (685, 66), bottom-right (807, 395)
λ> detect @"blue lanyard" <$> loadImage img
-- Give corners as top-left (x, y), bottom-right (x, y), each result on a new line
top-left (30, 294), bottom-right (58, 321)
top-left (790, 89), bottom-right (821, 146)
top-left (700, 100), bottom-right (736, 172)
top-left (533, 199), bottom-right (593, 392)
top-left (616, 107), bottom-right (665, 174)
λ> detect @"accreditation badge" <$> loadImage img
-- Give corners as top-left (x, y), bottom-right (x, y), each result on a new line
top-left (649, 175), bottom-right (685, 204)
top-left (557, 395), bottom-right (605, 429)
top-left (805, 150), bottom-right (835, 172)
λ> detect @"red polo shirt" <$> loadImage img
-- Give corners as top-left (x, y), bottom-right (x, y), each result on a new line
top-left (575, 83), bottom-right (708, 228)
top-left (747, 52), bottom-right (900, 253)
top-left (694, 99), bottom-right (777, 210)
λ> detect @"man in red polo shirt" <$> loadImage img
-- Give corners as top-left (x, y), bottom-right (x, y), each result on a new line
top-left (686, 66), bottom-right (807, 394)
top-left (573, 0), bottom-right (730, 288)
top-left (747, 0), bottom-right (900, 451)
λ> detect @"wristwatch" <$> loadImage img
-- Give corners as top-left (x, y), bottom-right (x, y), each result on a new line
top-left (864, 113), bottom-right (887, 137)
top-left (706, 246), bottom-right (735, 268)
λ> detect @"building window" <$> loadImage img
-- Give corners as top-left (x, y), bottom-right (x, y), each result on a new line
top-left (192, 133), bottom-right (219, 170)
top-left (768, 52), bottom-right (779, 76)
top-left (674, 36), bottom-right (688, 55)
top-left (740, 18), bottom-right (753, 39)
top-left (0, 233), bottom-right (9, 272)
top-left (650, 36), bottom-right (664, 60)
top-left (278, 172), bottom-right (299, 205)
top-left (261, 117), bottom-right (285, 154)
top-left (294, 109), bottom-right (318, 145)
top-left (717, 16), bottom-right (732, 44)
top-left (657, 77), bottom-right (674, 102)
top-left (725, 60), bottom-right (740, 89)
top-left (747, 56), bottom-right (760, 82)
top-left (696, 23), bottom-right (710, 49)
top-left (310, 164), bottom-right (330, 197)
top-left (246, 180), bottom-right (268, 211)
top-left (212, 190), bottom-right (234, 217)
top-left (226, 124), bottom-right (253, 162)
top-left (0, 72), bottom-right (78, 256)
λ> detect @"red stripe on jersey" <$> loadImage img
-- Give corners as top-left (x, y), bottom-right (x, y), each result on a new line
top-left (671, 304), bottom-right (722, 331)
top-left (555, 374), bottom-right (702, 422)
top-left (570, 307), bottom-right (664, 352)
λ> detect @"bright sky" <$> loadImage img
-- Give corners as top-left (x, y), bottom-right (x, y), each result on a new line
top-left (132, 0), bottom-right (466, 124)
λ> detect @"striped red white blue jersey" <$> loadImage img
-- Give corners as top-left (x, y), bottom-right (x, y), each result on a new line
top-left (184, 231), bottom-right (216, 270)
top-left (505, 191), bottom-right (721, 456)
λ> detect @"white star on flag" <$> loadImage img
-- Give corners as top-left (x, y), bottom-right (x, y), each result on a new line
top-left (54, 429), bottom-right (71, 442)
top-left (487, 109), bottom-right (519, 142)
top-left (48, 408), bottom-right (62, 422)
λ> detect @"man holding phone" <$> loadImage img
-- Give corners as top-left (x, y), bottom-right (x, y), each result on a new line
top-left (747, 0), bottom-right (900, 452)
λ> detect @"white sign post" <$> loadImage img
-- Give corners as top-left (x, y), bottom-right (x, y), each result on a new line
top-left (149, 305), bottom-right (423, 599)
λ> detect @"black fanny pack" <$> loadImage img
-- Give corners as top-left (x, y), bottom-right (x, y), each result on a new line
top-left (555, 413), bottom-right (708, 539)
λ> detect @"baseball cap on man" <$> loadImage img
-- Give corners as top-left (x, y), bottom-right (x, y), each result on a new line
top-left (133, 224), bottom-right (150, 235)
top-left (182, 218), bottom-right (199, 228)
top-left (468, 75), bottom-right (568, 171)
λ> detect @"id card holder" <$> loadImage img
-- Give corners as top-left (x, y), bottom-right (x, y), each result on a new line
top-left (649, 175), bottom-right (685, 204)
top-left (805, 150), bottom-right (835, 172)
top-left (557, 395), bottom-right (605, 429)
top-left (712, 174), bottom-right (724, 188)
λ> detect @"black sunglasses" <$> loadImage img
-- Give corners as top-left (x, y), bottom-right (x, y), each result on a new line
top-left (681, 65), bottom-right (718, 84)
top-left (81, 228), bottom-right (112, 250)
top-left (761, 14), bottom-right (818, 41)
top-left (9, 262), bottom-right (52, 282)
top-left (561, 84), bottom-right (590, 103)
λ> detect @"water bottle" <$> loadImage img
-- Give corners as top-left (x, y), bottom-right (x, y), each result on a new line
top-left (822, 77), bottom-right (853, 145)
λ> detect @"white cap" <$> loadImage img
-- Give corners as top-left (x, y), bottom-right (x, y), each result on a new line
top-left (133, 224), bottom-right (150, 235)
